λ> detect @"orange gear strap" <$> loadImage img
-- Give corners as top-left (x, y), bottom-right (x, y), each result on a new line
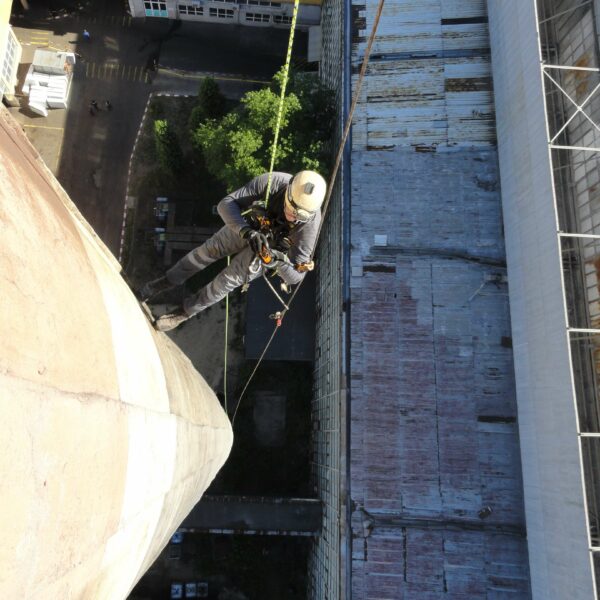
top-left (295, 261), bottom-right (314, 273)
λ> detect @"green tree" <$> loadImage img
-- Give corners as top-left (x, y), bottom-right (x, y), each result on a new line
top-left (154, 119), bottom-right (183, 173)
top-left (188, 77), bottom-right (226, 131)
top-left (191, 70), bottom-right (334, 190)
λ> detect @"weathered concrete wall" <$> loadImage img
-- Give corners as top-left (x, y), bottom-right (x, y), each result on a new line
top-left (487, 1), bottom-right (595, 598)
top-left (0, 105), bottom-right (233, 599)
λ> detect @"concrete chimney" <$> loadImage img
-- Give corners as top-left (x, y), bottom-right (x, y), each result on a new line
top-left (0, 106), bottom-right (233, 598)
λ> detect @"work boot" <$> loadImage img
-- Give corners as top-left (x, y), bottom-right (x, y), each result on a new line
top-left (139, 275), bottom-right (173, 301)
top-left (154, 308), bottom-right (190, 332)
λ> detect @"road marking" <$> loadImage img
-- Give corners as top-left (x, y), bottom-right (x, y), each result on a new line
top-left (215, 74), bottom-right (267, 84)
top-left (158, 68), bottom-right (268, 85)
top-left (76, 61), bottom-right (150, 82)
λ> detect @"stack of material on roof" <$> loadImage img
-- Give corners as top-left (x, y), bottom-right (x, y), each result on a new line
top-left (46, 77), bottom-right (69, 109)
top-left (22, 50), bottom-right (75, 115)
top-left (27, 84), bottom-right (48, 117)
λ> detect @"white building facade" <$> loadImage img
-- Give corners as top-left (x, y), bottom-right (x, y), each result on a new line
top-left (127, 0), bottom-right (320, 30)
top-left (0, 15), bottom-right (22, 101)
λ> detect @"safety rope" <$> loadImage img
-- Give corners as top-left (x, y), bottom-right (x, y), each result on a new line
top-left (223, 256), bottom-right (231, 413)
top-left (263, 0), bottom-right (301, 207)
top-left (231, 0), bottom-right (386, 425)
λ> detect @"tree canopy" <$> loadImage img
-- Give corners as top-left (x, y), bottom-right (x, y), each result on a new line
top-left (188, 77), bottom-right (226, 132)
top-left (191, 70), bottom-right (335, 191)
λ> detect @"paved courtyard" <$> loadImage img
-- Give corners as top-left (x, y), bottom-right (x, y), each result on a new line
top-left (8, 1), bottom-right (301, 256)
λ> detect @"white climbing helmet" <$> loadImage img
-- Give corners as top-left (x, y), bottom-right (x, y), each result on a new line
top-left (285, 170), bottom-right (327, 222)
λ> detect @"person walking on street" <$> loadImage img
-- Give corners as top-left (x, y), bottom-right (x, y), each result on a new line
top-left (90, 100), bottom-right (99, 111)
top-left (83, 29), bottom-right (90, 41)
top-left (105, 100), bottom-right (112, 111)
top-left (139, 170), bottom-right (327, 332)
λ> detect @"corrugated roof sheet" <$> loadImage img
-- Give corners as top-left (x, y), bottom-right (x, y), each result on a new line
top-left (351, 0), bottom-right (494, 149)
top-left (351, 56), bottom-right (494, 148)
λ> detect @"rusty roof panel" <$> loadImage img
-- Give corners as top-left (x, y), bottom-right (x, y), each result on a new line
top-left (355, 3), bottom-right (487, 53)
top-left (351, 0), bottom-right (495, 149)
top-left (353, 74), bottom-right (496, 148)
top-left (442, 23), bottom-right (490, 51)
top-left (441, 0), bottom-right (486, 19)
top-left (352, 57), bottom-right (495, 147)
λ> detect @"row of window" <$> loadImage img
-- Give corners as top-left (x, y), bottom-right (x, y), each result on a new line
top-left (147, 1), bottom-right (293, 22)
top-left (179, 0), bottom-right (282, 9)
top-left (178, 3), bottom-right (292, 22)
top-left (144, 1), bottom-right (167, 10)
top-left (179, 4), bottom-right (203, 14)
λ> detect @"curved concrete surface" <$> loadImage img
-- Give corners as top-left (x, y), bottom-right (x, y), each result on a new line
top-left (0, 106), bottom-right (233, 599)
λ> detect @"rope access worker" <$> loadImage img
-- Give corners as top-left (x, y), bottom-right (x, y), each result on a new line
top-left (139, 170), bottom-right (327, 332)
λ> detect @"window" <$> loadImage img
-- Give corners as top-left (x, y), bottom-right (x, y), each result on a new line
top-left (209, 7), bottom-right (234, 17)
top-left (273, 14), bottom-right (292, 24)
top-left (238, 0), bottom-right (279, 5)
top-left (247, 0), bottom-right (280, 6)
top-left (246, 11), bottom-right (270, 22)
top-left (1, 29), bottom-right (19, 97)
top-left (179, 3), bottom-right (204, 15)
top-left (144, 1), bottom-right (168, 17)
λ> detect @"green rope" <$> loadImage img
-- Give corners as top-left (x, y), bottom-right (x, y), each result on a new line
top-left (223, 255), bottom-right (230, 413)
top-left (229, 2), bottom-right (299, 423)
top-left (263, 0), bottom-right (300, 207)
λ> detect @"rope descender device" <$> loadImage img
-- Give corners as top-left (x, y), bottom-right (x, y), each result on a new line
top-left (269, 311), bottom-right (284, 327)
top-left (258, 243), bottom-right (273, 266)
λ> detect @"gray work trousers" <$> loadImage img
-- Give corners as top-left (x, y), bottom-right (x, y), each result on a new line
top-left (166, 226), bottom-right (262, 316)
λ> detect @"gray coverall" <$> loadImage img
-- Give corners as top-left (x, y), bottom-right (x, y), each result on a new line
top-left (165, 172), bottom-right (321, 316)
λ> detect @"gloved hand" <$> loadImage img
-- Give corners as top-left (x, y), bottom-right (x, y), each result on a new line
top-left (240, 227), bottom-right (269, 255)
top-left (262, 249), bottom-right (291, 269)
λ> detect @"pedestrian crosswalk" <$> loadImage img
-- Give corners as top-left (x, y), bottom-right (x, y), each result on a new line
top-left (81, 62), bottom-right (150, 83)
top-left (17, 30), bottom-right (51, 47)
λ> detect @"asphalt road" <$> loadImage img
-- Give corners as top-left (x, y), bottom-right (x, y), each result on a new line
top-left (10, 0), bottom-right (305, 256)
